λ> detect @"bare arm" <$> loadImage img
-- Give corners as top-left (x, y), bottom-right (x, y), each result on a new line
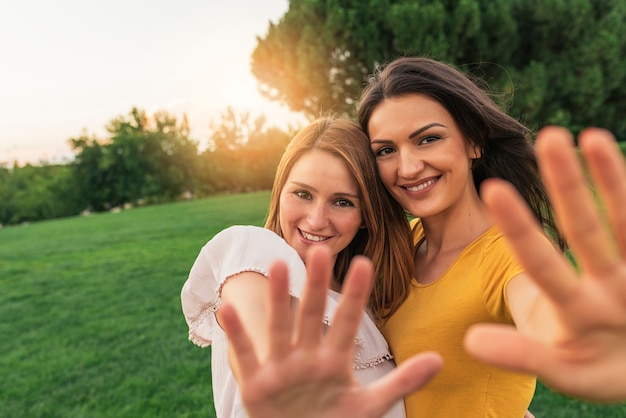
top-left (465, 126), bottom-right (626, 402)
top-left (217, 271), bottom-right (274, 379)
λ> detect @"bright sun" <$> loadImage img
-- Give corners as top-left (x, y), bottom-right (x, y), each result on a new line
top-left (217, 65), bottom-right (306, 129)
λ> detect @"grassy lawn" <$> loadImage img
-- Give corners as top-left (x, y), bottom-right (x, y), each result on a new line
top-left (1, 190), bottom-right (625, 417)
top-left (0, 191), bottom-right (270, 418)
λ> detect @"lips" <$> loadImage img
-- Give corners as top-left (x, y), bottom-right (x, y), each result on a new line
top-left (402, 177), bottom-right (437, 192)
top-left (299, 228), bottom-right (330, 242)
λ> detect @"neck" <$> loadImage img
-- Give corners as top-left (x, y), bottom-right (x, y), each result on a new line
top-left (420, 197), bottom-right (493, 254)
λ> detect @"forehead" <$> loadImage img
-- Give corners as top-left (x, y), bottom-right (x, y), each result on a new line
top-left (368, 94), bottom-right (454, 137)
top-left (286, 150), bottom-right (358, 190)
top-left (289, 149), bottom-right (347, 176)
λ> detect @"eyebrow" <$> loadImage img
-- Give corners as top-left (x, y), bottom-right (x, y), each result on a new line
top-left (290, 181), bottom-right (360, 199)
top-left (370, 122), bottom-right (446, 144)
top-left (408, 122), bottom-right (447, 139)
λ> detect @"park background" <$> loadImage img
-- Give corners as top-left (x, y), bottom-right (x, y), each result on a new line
top-left (2, 0), bottom-right (626, 416)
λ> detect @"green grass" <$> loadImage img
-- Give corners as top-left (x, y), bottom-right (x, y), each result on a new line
top-left (530, 382), bottom-right (626, 418)
top-left (1, 190), bottom-right (625, 417)
top-left (0, 191), bottom-right (270, 418)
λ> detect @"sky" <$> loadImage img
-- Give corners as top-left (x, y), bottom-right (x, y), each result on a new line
top-left (0, 0), bottom-right (305, 166)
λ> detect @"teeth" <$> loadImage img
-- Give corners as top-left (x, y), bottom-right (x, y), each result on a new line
top-left (405, 179), bottom-right (435, 192)
top-left (301, 231), bottom-right (328, 242)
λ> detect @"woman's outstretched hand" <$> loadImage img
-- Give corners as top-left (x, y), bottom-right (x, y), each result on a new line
top-left (220, 246), bottom-right (443, 418)
top-left (465, 126), bottom-right (626, 402)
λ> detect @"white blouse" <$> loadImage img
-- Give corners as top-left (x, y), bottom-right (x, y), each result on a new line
top-left (181, 225), bottom-right (405, 418)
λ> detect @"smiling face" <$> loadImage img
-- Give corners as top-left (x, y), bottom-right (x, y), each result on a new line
top-left (278, 149), bottom-right (363, 264)
top-left (368, 94), bottom-right (480, 219)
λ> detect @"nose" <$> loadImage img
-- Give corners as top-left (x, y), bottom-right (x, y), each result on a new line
top-left (397, 147), bottom-right (424, 179)
top-left (307, 201), bottom-right (329, 230)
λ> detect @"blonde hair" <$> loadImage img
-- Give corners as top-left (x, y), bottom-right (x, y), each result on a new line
top-left (265, 116), bottom-right (414, 323)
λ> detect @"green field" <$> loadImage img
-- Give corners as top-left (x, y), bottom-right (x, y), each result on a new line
top-left (1, 191), bottom-right (625, 417)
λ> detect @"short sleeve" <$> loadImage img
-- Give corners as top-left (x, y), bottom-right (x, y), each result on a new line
top-left (180, 225), bottom-right (307, 347)
top-left (481, 232), bottom-right (525, 321)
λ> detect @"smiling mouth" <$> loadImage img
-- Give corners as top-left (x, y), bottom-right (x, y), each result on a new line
top-left (299, 229), bottom-right (330, 242)
top-left (403, 178), bottom-right (437, 192)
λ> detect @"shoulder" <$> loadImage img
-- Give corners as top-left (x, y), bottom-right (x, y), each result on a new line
top-left (473, 226), bottom-right (525, 288)
top-left (475, 226), bottom-right (517, 261)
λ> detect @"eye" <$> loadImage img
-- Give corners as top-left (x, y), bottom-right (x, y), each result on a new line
top-left (294, 190), bottom-right (312, 200)
top-left (418, 134), bottom-right (441, 145)
top-left (333, 198), bottom-right (355, 207)
top-left (373, 146), bottom-right (395, 157)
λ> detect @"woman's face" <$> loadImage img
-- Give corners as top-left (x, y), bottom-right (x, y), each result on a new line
top-left (367, 94), bottom-right (479, 219)
top-left (279, 150), bottom-right (363, 264)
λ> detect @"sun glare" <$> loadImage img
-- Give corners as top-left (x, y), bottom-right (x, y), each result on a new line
top-left (216, 66), bottom-right (306, 130)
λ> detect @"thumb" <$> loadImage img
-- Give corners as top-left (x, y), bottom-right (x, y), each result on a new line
top-left (366, 352), bottom-right (443, 416)
top-left (464, 324), bottom-right (551, 376)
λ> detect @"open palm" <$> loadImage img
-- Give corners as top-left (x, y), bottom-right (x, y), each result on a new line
top-left (465, 126), bottom-right (626, 402)
top-left (220, 246), bottom-right (443, 418)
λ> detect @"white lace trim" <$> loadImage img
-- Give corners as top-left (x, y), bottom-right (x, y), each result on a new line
top-left (187, 267), bottom-right (270, 348)
top-left (353, 352), bottom-right (394, 369)
top-left (322, 318), bottom-right (394, 369)
top-left (188, 299), bottom-right (221, 348)
top-left (353, 335), bottom-right (394, 369)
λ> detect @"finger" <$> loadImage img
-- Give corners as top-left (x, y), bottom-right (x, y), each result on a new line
top-left (295, 246), bottom-right (332, 348)
top-left (219, 303), bottom-right (259, 380)
top-left (466, 323), bottom-right (626, 403)
top-left (578, 127), bottom-right (626, 259)
top-left (482, 178), bottom-right (578, 302)
top-left (463, 324), bottom-right (556, 377)
top-left (365, 352), bottom-right (443, 417)
top-left (326, 256), bottom-right (373, 351)
top-left (536, 126), bottom-right (618, 275)
top-left (267, 261), bottom-right (294, 361)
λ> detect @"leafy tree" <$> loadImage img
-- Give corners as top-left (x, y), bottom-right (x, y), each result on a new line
top-left (144, 111), bottom-right (202, 200)
top-left (201, 107), bottom-right (294, 193)
top-left (1, 106), bottom-right (298, 224)
top-left (0, 166), bottom-right (10, 224)
top-left (0, 163), bottom-right (82, 225)
top-left (252, 0), bottom-right (626, 138)
top-left (69, 133), bottom-right (112, 211)
top-left (506, 0), bottom-right (626, 136)
top-left (70, 107), bottom-right (201, 211)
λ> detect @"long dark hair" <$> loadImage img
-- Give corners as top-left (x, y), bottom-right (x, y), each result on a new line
top-left (358, 57), bottom-right (565, 251)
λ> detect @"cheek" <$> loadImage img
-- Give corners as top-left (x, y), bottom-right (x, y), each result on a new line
top-left (339, 212), bottom-right (364, 238)
top-left (278, 195), bottom-right (294, 230)
top-left (376, 162), bottom-right (395, 189)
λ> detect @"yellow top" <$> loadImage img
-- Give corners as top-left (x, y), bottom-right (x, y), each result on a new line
top-left (382, 219), bottom-right (535, 417)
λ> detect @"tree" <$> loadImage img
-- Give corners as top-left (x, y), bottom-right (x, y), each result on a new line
top-left (144, 111), bottom-right (202, 200)
top-left (252, 0), bottom-right (626, 138)
top-left (70, 107), bottom-right (201, 211)
top-left (201, 107), bottom-right (294, 193)
top-left (0, 163), bottom-right (82, 225)
top-left (505, 0), bottom-right (626, 136)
